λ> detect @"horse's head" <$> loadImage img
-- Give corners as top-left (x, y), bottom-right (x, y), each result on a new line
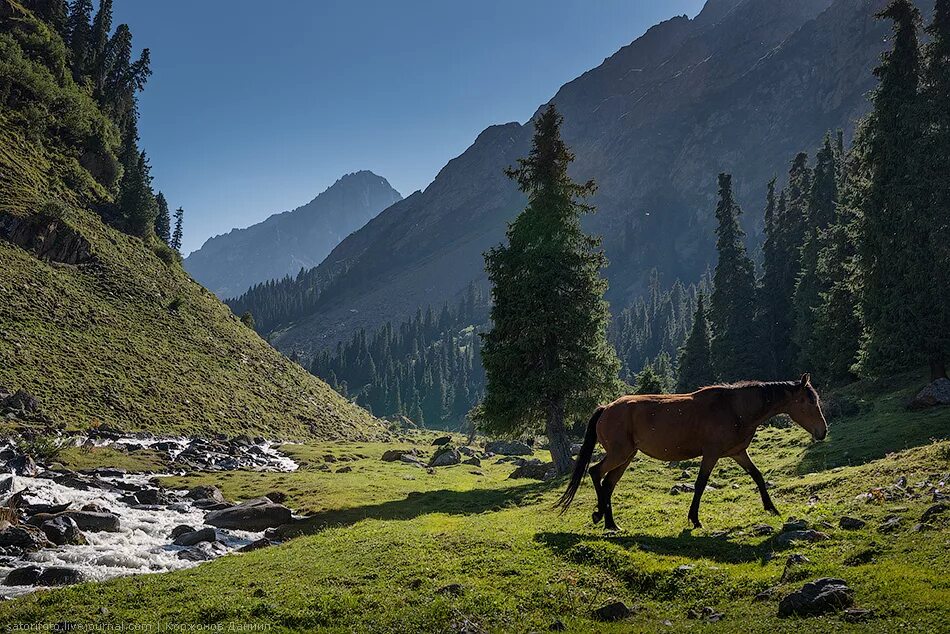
top-left (785, 373), bottom-right (827, 440)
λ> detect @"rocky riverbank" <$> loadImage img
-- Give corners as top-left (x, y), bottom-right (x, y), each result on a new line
top-left (0, 434), bottom-right (300, 598)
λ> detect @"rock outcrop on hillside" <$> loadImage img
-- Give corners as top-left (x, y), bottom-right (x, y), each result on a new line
top-left (271, 0), bottom-right (911, 359)
top-left (184, 171), bottom-right (401, 299)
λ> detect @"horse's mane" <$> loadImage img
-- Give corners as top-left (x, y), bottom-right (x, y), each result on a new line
top-left (697, 380), bottom-right (813, 406)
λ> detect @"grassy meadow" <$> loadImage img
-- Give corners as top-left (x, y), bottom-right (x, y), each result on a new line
top-left (3, 372), bottom-right (948, 633)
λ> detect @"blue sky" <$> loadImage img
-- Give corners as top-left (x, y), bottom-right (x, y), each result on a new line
top-left (111, 1), bottom-right (706, 254)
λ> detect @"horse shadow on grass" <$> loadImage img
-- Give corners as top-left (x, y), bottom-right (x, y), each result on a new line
top-left (277, 480), bottom-right (559, 538)
top-left (534, 529), bottom-right (775, 566)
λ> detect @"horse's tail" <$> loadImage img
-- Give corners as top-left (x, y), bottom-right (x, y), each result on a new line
top-left (554, 405), bottom-right (604, 513)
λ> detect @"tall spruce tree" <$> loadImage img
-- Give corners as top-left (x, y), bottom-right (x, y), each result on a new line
top-left (117, 150), bottom-right (157, 238)
top-left (812, 143), bottom-right (865, 384)
top-left (171, 207), bottom-right (184, 252)
top-left (25, 0), bottom-right (69, 38)
top-left (709, 173), bottom-right (759, 381)
top-left (154, 192), bottom-right (171, 245)
top-left (65, 0), bottom-right (93, 79)
top-left (917, 0), bottom-right (950, 379)
top-left (856, 0), bottom-right (928, 376)
top-left (89, 0), bottom-right (113, 92)
top-left (477, 105), bottom-right (620, 475)
top-left (793, 134), bottom-right (839, 375)
top-left (757, 178), bottom-right (787, 378)
top-left (676, 292), bottom-right (714, 392)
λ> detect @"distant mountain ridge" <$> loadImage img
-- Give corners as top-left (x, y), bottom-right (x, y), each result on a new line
top-left (184, 171), bottom-right (402, 298)
top-left (266, 0), bottom-right (923, 360)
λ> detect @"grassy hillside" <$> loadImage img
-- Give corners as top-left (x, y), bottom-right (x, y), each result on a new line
top-left (0, 1), bottom-right (381, 440)
top-left (0, 169), bottom-right (381, 439)
top-left (3, 380), bottom-right (947, 632)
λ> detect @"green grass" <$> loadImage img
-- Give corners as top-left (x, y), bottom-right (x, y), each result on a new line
top-left (0, 126), bottom-right (381, 442)
top-left (52, 445), bottom-right (170, 473)
top-left (2, 399), bottom-right (948, 633)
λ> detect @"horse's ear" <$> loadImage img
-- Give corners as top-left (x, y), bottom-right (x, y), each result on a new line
top-left (800, 373), bottom-right (811, 387)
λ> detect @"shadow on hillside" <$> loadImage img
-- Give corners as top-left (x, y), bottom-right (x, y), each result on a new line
top-left (796, 373), bottom-right (948, 475)
top-left (278, 480), bottom-right (558, 537)
top-left (534, 530), bottom-right (772, 565)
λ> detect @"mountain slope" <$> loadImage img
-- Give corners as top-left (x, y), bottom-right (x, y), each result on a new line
top-left (271, 0), bottom-right (899, 359)
top-left (0, 1), bottom-right (380, 441)
top-left (184, 171), bottom-right (402, 299)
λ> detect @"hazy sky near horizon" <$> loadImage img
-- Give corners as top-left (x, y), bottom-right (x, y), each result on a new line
top-left (112, 1), bottom-right (706, 254)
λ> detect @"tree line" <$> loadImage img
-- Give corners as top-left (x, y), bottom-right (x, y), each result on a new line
top-left (18, 1), bottom-right (185, 251)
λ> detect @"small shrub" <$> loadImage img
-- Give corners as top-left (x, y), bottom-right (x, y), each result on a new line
top-left (153, 241), bottom-right (180, 266)
top-left (168, 294), bottom-right (185, 312)
top-left (17, 433), bottom-right (64, 464)
top-left (38, 199), bottom-right (69, 221)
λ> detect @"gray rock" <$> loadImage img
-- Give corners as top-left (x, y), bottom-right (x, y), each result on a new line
top-left (670, 483), bottom-right (695, 494)
top-left (920, 503), bottom-right (948, 523)
top-left (39, 516), bottom-right (86, 546)
top-left (839, 516), bottom-right (866, 530)
top-left (0, 525), bottom-right (53, 550)
top-left (65, 510), bottom-right (120, 532)
top-left (186, 485), bottom-right (226, 503)
top-left (484, 440), bottom-right (533, 456)
top-left (461, 457), bottom-right (481, 467)
top-left (170, 524), bottom-right (195, 539)
top-left (782, 518), bottom-right (809, 532)
top-left (3, 565), bottom-right (42, 586)
top-left (428, 447), bottom-right (461, 467)
top-left (778, 578), bottom-right (854, 617)
top-left (173, 527), bottom-right (216, 547)
top-left (205, 497), bottom-right (292, 531)
top-left (177, 547), bottom-right (213, 562)
top-left (908, 378), bottom-right (950, 409)
top-left (5, 454), bottom-right (39, 477)
top-left (37, 567), bottom-right (83, 586)
top-left (773, 530), bottom-right (830, 548)
top-left (878, 516), bottom-right (902, 533)
top-left (381, 449), bottom-right (408, 462)
top-left (508, 462), bottom-right (555, 481)
top-left (752, 524), bottom-right (775, 536)
top-left (0, 475), bottom-right (13, 496)
top-left (593, 601), bottom-right (632, 622)
top-left (238, 538), bottom-right (275, 553)
top-left (431, 436), bottom-right (452, 446)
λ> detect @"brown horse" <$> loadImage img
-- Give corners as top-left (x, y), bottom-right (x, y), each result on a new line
top-left (556, 374), bottom-right (827, 530)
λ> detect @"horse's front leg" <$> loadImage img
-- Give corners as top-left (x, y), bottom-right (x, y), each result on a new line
top-left (732, 449), bottom-right (779, 515)
top-left (687, 454), bottom-right (718, 528)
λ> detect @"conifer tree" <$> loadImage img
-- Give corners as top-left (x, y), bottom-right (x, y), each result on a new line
top-left (240, 311), bottom-right (256, 330)
top-left (89, 0), bottom-right (113, 91)
top-left (811, 144), bottom-right (865, 384)
top-left (917, 0), bottom-right (950, 379)
top-left (709, 174), bottom-right (759, 381)
top-left (677, 293), bottom-right (714, 392)
top-left (757, 178), bottom-right (787, 378)
top-left (634, 365), bottom-right (665, 394)
top-left (117, 150), bottom-right (157, 238)
top-left (793, 134), bottom-right (839, 374)
top-left (26, 0), bottom-right (69, 38)
top-left (171, 207), bottom-right (184, 252)
top-left (154, 192), bottom-right (171, 245)
top-left (476, 105), bottom-right (620, 475)
top-left (856, 0), bottom-right (928, 376)
top-left (65, 0), bottom-right (93, 79)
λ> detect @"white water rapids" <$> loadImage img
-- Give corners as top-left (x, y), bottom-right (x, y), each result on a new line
top-left (0, 437), bottom-right (299, 599)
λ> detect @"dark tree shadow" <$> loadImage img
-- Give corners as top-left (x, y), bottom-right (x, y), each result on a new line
top-left (534, 529), bottom-right (775, 565)
top-left (275, 481), bottom-right (558, 537)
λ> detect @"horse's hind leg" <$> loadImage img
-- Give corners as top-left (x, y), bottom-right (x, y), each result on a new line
top-left (601, 452), bottom-right (636, 532)
top-left (588, 450), bottom-right (631, 525)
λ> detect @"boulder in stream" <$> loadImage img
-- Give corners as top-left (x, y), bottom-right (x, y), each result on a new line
top-left (205, 497), bottom-right (291, 531)
top-left (64, 510), bottom-right (121, 532)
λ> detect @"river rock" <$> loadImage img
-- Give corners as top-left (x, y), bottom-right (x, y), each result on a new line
top-left (40, 516), bottom-right (86, 546)
top-left (64, 510), bottom-right (121, 532)
top-left (0, 475), bottom-right (13, 495)
top-left (238, 538), bottom-right (275, 552)
top-left (778, 578), bottom-right (854, 617)
top-left (170, 524), bottom-right (195, 539)
top-left (484, 440), bottom-right (533, 456)
top-left (173, 527), bottom-right (216, 547)
top-left (37, 567), bottom-right (84, 586)
top-left (0, 525), bottom-right (53, 550)
top-left (3, 565), bottom-right (42, 586)
top-left (5, 453), bottom-right (39, 477)
top-left (186, 485), bottom-right (226, 503)
top-left (431, 436), bottom-right (452, 446)
top-left (205, 497), bottom-right (292, 531)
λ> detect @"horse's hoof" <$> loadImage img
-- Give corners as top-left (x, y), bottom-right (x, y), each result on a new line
top-left (605, 524), bottom-right (622, 533)
top-left (592, 510), bottom-right (603, 524)
top-left (690, 518), bottom-right (702, 529)
top-left (767, 506), bottom-right (780, 516)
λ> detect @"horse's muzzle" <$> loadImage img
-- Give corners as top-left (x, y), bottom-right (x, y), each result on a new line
top-left (813, 428), bottom-right (827, 441)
